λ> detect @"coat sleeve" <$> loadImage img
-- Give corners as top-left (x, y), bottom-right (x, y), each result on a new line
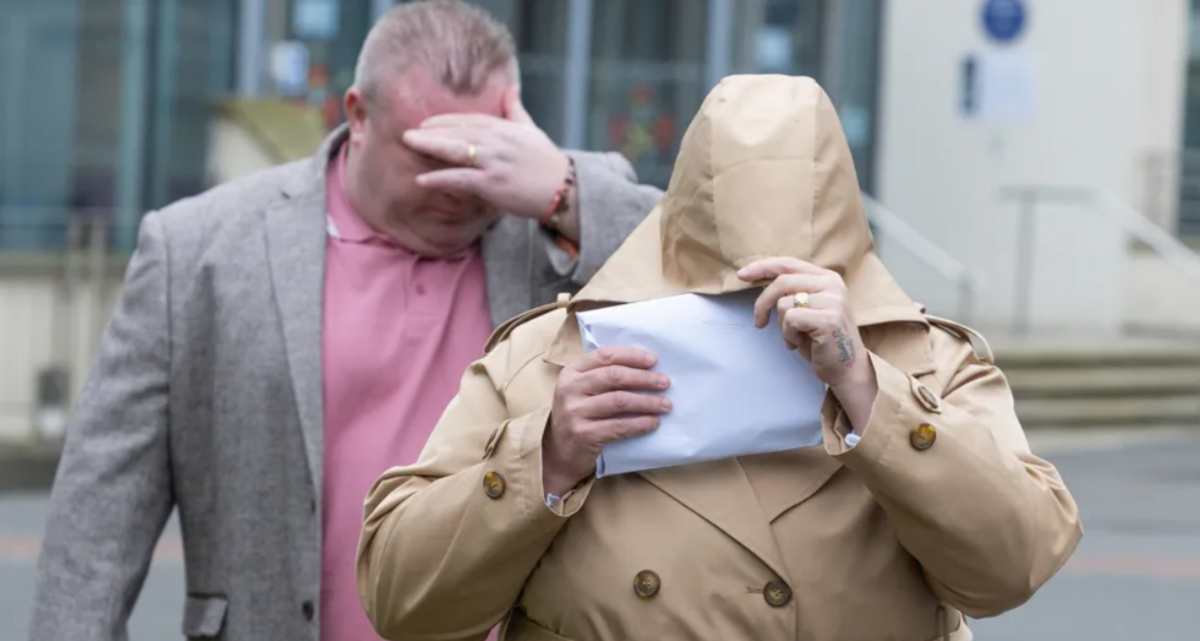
top-left (357, 339), bottom-right (591, 641)
top-left (537, 150), bottom-right (662, 286)
top-left (29, 212), bottom-right (175, 641)
top-left (822, 327), bottom-right (1082, 619)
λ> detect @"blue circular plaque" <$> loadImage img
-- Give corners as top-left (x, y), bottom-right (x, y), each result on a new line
top-left (982, 0), bottom-right (1027, 44)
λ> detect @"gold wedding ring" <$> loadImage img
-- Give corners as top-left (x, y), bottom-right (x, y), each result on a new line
top-left (466, 142), bottom-right (479, 167)
top-left (792, 292), bottom-right (810, 309)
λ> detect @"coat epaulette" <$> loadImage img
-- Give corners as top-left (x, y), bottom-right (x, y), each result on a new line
top-left (925, 314), bottom-right (995, 364)
top-left (485, 293), bottom-right (573, 354)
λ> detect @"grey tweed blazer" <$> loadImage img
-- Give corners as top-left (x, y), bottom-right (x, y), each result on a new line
top-left (30, 127), bottom-right (662, 641)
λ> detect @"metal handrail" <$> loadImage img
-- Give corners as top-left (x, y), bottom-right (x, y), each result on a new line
top-left (1002, 185), bottom-right (1200, 334)
top-left (1099, 193), bottom-right (1200, 283)
top-left (862, 195), bottom-right (977, 322)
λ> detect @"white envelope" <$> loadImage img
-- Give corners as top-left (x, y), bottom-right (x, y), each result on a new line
top-left (576, 290), bottom-right (829, 477)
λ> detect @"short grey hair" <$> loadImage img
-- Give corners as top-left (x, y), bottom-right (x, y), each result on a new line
top-left (353, 0), bottom-right (520, 104)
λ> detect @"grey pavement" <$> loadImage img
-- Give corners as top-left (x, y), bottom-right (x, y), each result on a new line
top-left (2, 428), bottom-right (1199, 640)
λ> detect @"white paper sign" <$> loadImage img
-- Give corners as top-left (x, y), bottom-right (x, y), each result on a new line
top-left (977, 48), bottom-right (1037, 124)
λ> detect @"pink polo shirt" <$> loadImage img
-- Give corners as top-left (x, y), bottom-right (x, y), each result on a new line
top-left (320, 144), bottom-right (493, 640)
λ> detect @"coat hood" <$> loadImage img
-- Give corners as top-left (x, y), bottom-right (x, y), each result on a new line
top-left (547, 75), bottom-right (925, 364)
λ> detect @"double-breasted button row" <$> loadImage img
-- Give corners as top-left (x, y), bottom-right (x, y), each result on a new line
top-left (630, 571), bottom-right (791, 607)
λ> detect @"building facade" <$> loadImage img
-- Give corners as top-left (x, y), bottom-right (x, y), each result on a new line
top-left (0, 0), bottom-right (883, 252)
top-left (876, 0), bottom-right (1196, 334)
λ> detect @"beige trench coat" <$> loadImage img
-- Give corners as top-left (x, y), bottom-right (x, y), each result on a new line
top-left (357, 75), bottom-right (1083, 641)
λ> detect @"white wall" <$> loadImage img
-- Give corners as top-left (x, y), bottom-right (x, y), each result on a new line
top-left (875, 0), bottom-right (1189, 333)
top-left (0, 273), bottom-right (121, 442)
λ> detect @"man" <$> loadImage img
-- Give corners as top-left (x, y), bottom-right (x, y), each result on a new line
top-left (29, 2), bottom-right (662, 640)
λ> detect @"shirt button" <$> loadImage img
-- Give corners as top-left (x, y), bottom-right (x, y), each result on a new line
top-left (482, 471), bottom-right (506, 499)
top-left (301, 600), bottom-right (315, 621)
top-left (763, 580), bottom-right (792, 607)
top-left (415, 284), bottom-right (427, 295)
top-left (633, 570), bottom-right (661, 598)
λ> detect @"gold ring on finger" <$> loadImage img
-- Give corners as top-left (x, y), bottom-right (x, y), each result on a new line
top-left (466, 142), bottom-right (479, 167)
top-left (792, 292), bottom-right (810, 309)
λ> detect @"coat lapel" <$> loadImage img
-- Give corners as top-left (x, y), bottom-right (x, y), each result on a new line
top-left (638, 459), bottom-right (792, 581)
top-left (737, 448), bottom-right (844, 522)
top-left (263, 134), bottom-right (340, 497)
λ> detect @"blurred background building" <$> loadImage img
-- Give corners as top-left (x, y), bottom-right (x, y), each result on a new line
top-left (3, 0), bottom-right (1200, 444)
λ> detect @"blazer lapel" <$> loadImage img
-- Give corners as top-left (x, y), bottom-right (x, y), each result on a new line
top-left (638, 459), bottom-right (792, 581)
top-left (263, 138), bottom-right (338, 498)
top-left (481, 216), bottom-right (534, 328)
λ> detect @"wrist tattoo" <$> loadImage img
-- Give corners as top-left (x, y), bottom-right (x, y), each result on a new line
top-left (834, 329), bottom-right (857, 367)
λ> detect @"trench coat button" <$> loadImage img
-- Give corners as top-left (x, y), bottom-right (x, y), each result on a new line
top-left (917, 385), bottom-right (941, 411)
top-left (763, 580), bottom-right (792, 607)
top-left (301, 600), bottom-right (315, 621)
top-left (911, 424), bottom-right (937, 451)
top-left (633, 570), bottom-right (661, 598)
top-left (482, 471), bottom-right (506, 499)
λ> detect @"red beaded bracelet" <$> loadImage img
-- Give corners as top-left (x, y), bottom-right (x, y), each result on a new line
top-left (540, 158), bottom-right (577, 228)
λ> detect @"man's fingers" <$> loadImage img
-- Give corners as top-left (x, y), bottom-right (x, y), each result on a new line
top-left (753, 274), bottom-right (828, 328)
top-left (415, 168), bottom-right (486, 193)
top-left (576, 365), bottom-right (670, 395)
top-left (403, 130), bottom-right (483, 165)
top-left (578, 391), bottom-right (671, 419)
top-left (738, 257), bottom-right (826, 282)
top-left (575, 347), bottom-right (658, 373)
top-left (595, 415), bottom-right (662, 443)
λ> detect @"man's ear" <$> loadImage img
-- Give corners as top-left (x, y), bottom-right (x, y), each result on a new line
top-left (503, 84), bottom-right (533, 125)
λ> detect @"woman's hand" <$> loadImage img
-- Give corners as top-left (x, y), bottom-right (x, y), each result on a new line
top-left (543, 347), bottom-right (672, 496)
top-left (738, 257), bottom-right (878, 430)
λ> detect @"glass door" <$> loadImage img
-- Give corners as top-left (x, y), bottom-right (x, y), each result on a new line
top-left (586, 0), bottom-right (709, 188)
top-left (511, 0), bottom-right (570, 143)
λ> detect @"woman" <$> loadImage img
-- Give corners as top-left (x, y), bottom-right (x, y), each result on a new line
top-left (356, 75), bottom-right (1082, 641)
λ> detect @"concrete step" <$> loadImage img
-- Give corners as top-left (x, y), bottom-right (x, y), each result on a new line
top-left (1005, 366), bottom-right (1200, 398)
top-left (994, 344), bottom-right (1200, 368)
top-left (1015, 396), bottom-right (1200, 427)
top-left (990, 333), bottom-right (1200, 429)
